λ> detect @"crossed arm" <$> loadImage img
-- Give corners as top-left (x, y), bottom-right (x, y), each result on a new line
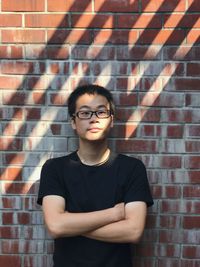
top-left (42, 195), bottom-right (147, 243)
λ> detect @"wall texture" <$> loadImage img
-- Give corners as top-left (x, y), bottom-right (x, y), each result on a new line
top-left (0, 0), bottom-right (200, 266)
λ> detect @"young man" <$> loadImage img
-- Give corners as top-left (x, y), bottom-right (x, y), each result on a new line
top-left (37, 84), bottom-right (153, 267)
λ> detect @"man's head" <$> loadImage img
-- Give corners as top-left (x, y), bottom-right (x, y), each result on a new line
top-left (67, 84), bottom-right (115, 119)
top-left (67, 84), bottom-right (115, 142)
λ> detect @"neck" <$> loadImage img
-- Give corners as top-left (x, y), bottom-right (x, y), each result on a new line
top-left (77, 140), bottom-right (110, 166)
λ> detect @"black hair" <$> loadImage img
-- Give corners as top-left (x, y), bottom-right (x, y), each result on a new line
top-left (67, 84), bottom-right (115, 118)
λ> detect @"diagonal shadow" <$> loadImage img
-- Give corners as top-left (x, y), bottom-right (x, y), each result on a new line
top-left (1, 0), bottom-right (199, 198)
top-left (1, 0), bottom-right (199, 265)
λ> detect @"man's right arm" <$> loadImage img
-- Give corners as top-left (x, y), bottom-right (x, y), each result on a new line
top-left (42, 195), bottom-right (125, 238)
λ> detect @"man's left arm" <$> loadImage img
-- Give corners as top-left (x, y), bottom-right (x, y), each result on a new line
top-left (83, 201), bottom-right (147, 243)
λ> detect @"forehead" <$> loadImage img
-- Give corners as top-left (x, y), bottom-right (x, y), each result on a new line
top-left (76, 93), bottom-right (109, 110)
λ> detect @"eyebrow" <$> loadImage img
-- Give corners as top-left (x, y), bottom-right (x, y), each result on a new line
top-left (79, 105), bottom-right (107, 110)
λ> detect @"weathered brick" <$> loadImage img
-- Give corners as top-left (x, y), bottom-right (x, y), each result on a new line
top-left (94, 0), bottom-right (139, 12)
top-left (48, 0), bottom-right (92, 12)
top-left (2, 0), bottom-right (45, 11)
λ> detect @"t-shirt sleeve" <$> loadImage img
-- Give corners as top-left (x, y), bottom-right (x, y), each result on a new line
top-left (124, 159), bottom-right (154, 207)
top-left (37, 159), bottom-right (66, 205)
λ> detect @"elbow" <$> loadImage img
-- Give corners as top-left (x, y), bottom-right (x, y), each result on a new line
top-left (128, 228), bottom-right (144, 244)
top-left (45, 221), bottom-right (63, 239)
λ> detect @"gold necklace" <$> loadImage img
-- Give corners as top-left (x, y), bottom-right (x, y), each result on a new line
top-left (77, 149), bottom-right (110, 166)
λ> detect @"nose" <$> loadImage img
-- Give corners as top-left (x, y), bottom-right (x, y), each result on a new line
top-left (89, 112), bottom-right (99, 122)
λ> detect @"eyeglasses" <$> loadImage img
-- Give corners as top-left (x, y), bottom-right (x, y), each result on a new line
top-left (74, 110), bottom-right (112, 119)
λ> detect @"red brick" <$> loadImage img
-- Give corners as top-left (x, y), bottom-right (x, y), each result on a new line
top-left (50, 93), bottom-right (68, 106)
top-left (71, 14), bottom-right (113, 28)
top-left (2, 197), bottom-right (21, 209)
top-left (116, 108), bottom-right (161, 122)
top-left (0, 167), bottom-right (22, 181)
top-left (141, 0), bottom-right (186, 12)
top-left (181, 259), bottom-right (200, 267)
top-left (93, 30), bottom-right (138, 44)
top-left (161, 109), bottom-right (198, 123)
top-left (183, 246), bottom-right (200, 258)
top-left (161, 200), bottom-right (200, 214)
top-left (2, 0), bottom-right (45, 11)
top-left (114, 93), bottom-right (138, 106)
top-left (26, 76), bottom-right (47, 90)
top-left (0, 255), bottom-right (21, 267)
top-left (139, 92), bottom-right (184, 107)
top-left (0, 137), bottom-right (23, 151)
top-left (47, 29), bottom-right (92, 44)
top-left (187, 126), bottom-right (200, 137)
top-left (0, 14), bottom-right (22, 27)
top-left (183, 216), bottom-right (200, 229)
top-left (3, 92), bottom-right (27, 105)
top-left (185, 141), bottom-right (200, 153)
top-left (183, 186), bottom-right (200, 198)
top-left (166, 125), bottom-right (184, 138)
top-left (187, 171), bottom-right (200, 184)
top-left (2, 30), bottom-right (45, 43)
top-left (186, 98), bottom-right (195, 114)
top-left (0, 76), bottom-right (23, 89)
top-left (115, 139), bottom-right (158, 153)
top-left (25, 14), bottom-right (69, 28)
top-left (158, 259), bottom-right (181, 267)
top-left (1, 107), bottom-right (23, 121)
top-left (117, 14), bottom-right (162, 28)
top-left (0, 226), bottom-right (20, 238)
top-left (48, 0), bottom-right (92, 12)
top-left (163, 46), bottom-right (200, 61)
top-left (140, 77), bottom-right (162, 91)
top-left (185, 156), bottom-right (200, 169)
top-left (3, 153), bottom-right (25, 165)
top-left (164, 14), bottom-right (200, 28)
top-left (187, 30), bottom-right (200, 44)
top-left (139, 29), bottom-right (185, 45)
top-left (25, 108), bottom-right (42, 120)
top-left (2, 182), bottom-right (37, 194)
top-left (160, 215), bottom-right (181, 229)
top-left (1, 61), bottom-right (45, 75)
top-left (188, 0), bottom-right (200, 12)
top-left (156, 244), bottom-right (181, 257)
top-left (71, 46), bottom-right (115, 60)
top-left (0, 46), bottom-right (23, 59)
top-left (117, 46), bottom-right (161, 61)
top-left (111, 124), bottom-right (137, 138)
top-left (50, 124), bottom-right (62, 135)
top-left (94, 0), bottom-right (139, 12)
top-left (187, 63), bottom-right (200, 76)
top-left (46, 46), bottom-right (69, 59)
top-left (24, 255), bottom-right (52, 267)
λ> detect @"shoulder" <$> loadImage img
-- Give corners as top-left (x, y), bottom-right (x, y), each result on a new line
top-left (117, 153), bottom-right (145, 168)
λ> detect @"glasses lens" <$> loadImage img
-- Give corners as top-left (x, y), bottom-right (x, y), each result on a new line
top-left (96, 110), bottom-right (110, 118)
top-left (77, 111), bottom-right (91, 119)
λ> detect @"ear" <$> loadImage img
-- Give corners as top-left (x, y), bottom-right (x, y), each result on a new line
top-left (71, 118), bottom-right (76, 130)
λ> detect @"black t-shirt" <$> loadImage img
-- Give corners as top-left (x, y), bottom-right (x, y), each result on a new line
top-left (37, 151), bottom-right (153, 267)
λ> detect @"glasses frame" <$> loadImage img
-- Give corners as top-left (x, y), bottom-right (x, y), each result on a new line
top-left (73, 109), bottom-right (112, 120)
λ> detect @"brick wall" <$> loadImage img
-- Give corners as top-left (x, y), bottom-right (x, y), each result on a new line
top-left (0, 0), bottom-right (200, 266)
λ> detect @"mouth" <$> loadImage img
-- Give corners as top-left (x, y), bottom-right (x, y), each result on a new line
top-left (87, 128), bottom-right (102, 132)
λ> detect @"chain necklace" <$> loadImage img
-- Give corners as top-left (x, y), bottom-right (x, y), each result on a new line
top-left (77, 149), bottom-right (110, 166)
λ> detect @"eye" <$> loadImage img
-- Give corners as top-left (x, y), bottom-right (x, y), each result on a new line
top-left (79, 111), bottom-right (91, 116)
top-left (97, 110), bottom-right (107, 115)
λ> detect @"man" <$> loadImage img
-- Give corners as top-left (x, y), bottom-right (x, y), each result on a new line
top-left (37, 84), bottom-right (153, 267)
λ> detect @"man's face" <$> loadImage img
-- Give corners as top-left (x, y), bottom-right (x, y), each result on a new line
top-left (71, 93), bottom-right (113, 142)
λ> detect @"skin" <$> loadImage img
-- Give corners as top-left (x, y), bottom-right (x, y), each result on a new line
top-left (42, 93), bottom-right (147, 243)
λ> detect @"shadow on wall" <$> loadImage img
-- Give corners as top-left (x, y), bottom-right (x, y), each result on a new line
top-left (1, 0), bottom-right (200, 266)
